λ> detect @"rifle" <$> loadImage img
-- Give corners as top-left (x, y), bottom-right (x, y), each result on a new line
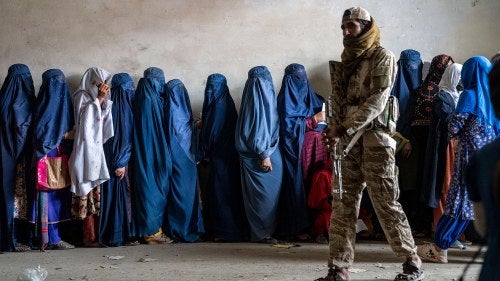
top-left (327, 61), bottom-right (367, 199)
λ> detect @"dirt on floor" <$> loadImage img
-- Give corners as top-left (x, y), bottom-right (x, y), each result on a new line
top-left (0, 240), bottom-right (483, 281)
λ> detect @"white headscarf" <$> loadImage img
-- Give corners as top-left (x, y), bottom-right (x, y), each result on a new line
top-left (76, 67), bottom-right (112, 99)
top-left (69, 67), bottom-right (114, 196)
top-left (438, 63), bottom-right (463, 106)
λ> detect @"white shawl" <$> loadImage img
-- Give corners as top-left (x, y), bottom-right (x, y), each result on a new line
top-left (438, 63), bottom-right (463, 106)
top-left (69, 67), bottom-right (114, 196)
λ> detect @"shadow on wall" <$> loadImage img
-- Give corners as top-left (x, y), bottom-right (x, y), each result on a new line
top-left (66, 74), bottom-right (82, 94)
top-left (308, 62), bottom-right (332, 98)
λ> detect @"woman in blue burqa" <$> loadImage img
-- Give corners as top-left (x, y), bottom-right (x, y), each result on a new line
top-left (100, 73), bottom-right (135, 247)
top-left (131, 67), bottom-right (172, 244)
top-left (164, 79), bottom-right (204, 242)
top-left (0, 64), bottom-right (35, 252)
top-left (276, 63), bottom-right (324, 239)
top-left (390, 50), bottom-right (423, 230)
top-left (235, 66), bottom-right (283, 244)
top-left (199, 73), bottom-right (249, 242)
top-left (28, 69), bottom-right (75, 251)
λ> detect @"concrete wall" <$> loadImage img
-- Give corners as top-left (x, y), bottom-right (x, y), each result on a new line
top-left (1, 0), bottom-right (498, 112)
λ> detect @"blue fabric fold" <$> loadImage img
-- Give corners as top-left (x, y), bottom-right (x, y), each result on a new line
top-left (235, 66), bottom-right (283, 241)
top-left (276, 63), bottom-right (322, 236)
top-left (131, 67), bottom-right (172, 237)
top-left (0, 63), bottom-right (35, 252)
top-left (199, 73), bottom-right (249, 241)
top-left (100, 73), bottom-right (135, 246)
top-left (164, 79), bottom-right (204, 242)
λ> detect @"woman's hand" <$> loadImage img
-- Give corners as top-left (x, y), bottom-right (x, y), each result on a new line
top-left (402, 142), bottom-right (412, 158)
top-left (115, 167), bottom-right (126, 180)
top-left (97, 82), bottom-right (110, 104)
top-left (314, 111), bottom-right (326, 123)
top-left (260, 157), bottom-right (272, 172)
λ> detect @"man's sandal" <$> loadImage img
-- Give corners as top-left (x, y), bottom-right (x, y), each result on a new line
top-left (394, 260), bottom-right (424, 281)
top-left (315, 267), bottom-right (350, 281)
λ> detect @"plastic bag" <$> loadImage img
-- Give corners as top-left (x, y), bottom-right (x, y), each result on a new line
top-left (17, 265), bottom-right (48, 281)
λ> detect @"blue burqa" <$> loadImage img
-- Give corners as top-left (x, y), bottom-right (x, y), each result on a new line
top-left (0, 64), bottom-right (35, 252)
top-left (131, 67), bottom-right (172, 237)
top-left (29, 69), bottom-right (74, 246)
top-left (199, 73), bottom-right (249, 241)
top-left (235, 66), bottom-right (283, 242)
top-left (276, 63), bottom-right (323, 236)
top-left (164, 79), bottom-right (204, 242)
top-left (456, 56), bottom-right (499, 134)
top-left (391, 49), bottom-right (423, 139)
top-left (100, 73), bottom-right (134, 246)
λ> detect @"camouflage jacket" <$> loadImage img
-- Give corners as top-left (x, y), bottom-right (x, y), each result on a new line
top-left (329, 46), bottom-right (396, 136)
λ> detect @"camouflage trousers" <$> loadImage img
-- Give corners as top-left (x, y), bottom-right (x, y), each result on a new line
top-left (328, 131), bottom-right (416, 268)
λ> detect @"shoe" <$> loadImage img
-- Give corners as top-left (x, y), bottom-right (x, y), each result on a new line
top-left (394, 260), bottom-right (424, 281)
top-left (47, 241), bottom-right (75, 250)
top-left (315, 235), bottom-right (329, 244)
top-left (124, 240), bottom-right (140, 246)
top-left (14, 243), bottom-right (31, 252)
top-left (459, 239), bottom-right (472, 246)
top-left (417, 243), bottom-right (448, 263)
top-left (315, 267), bottom-right (350, 281)
top-left (256, 237), bottom-right (277, 244)
top-left (144, 234), bottom-right (172, 245)
top-left (450, 240), bottom-right (467, 250)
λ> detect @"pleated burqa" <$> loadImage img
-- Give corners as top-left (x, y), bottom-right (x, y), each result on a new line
top-left (0, 64), bottom-right (35, 252)
top-left (100, 73), bottom-right (135, 246)
top-left (199, 73), bottom-right (249, 241)
top-left (131, 67), bottom-right (172, 237)
top-left (29, 69), bottom-right (74, 247)
top-left (164, 79), bottom-right (204, 242)
top-left (276, 63), bottom-right (323, 236)
top-left (235, 66), bottom-right (283, 242)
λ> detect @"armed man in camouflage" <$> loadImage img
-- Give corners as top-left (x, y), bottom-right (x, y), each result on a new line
top-left (316, 7), bottom-right (424, 281)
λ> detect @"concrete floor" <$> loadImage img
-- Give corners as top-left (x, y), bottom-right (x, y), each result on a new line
top-left (0, 240), bottom-right (483, 281)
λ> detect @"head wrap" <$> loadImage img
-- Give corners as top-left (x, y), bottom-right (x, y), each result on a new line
top-left (456, 56), bottom-right (499, 134)
top-left (412, 54), bottom-right (453, 126)
top-left (438, 63), bottom-right (463, 106)
top-left (75, 67), bottom-right (112, 100)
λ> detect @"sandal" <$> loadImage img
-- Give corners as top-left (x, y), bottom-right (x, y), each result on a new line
top-left (315, 267), bottom-right (350, 281)
top-left (124, 240), bottom-right (140, 246)
top-left (47, 241), bottom-right (75, 250)
top-left (394, 260), bottom-right (424, 281)
top-left (14, 243), bottom-right (31, 252)
top-left (144, 234), bottom-right (172, 245)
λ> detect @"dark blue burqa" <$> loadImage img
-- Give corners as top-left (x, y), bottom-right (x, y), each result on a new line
top-left (0, 64), bottom-right (35, 252)
top-left (100, 73), bottom-right (135, 246)
top-left (235, 66), bottom-right (283, 241)
top-left (131, 67), bottom-right (172, 237)
top-left (32, 69), bottom-right (74, 161)
top-left (164, 79), bottom-right (204, 242)
top-left (199, 73), bottom-right (249, 241)
top-left (276, 63), bottom-right (323, 236)
top-left (391, 49), bottom-right (422, 139)
top-left (29, 69), bottom-right (74, 245)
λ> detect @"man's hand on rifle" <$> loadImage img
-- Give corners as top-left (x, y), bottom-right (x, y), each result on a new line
top-left (322, 125), bottom-right (346, 152)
